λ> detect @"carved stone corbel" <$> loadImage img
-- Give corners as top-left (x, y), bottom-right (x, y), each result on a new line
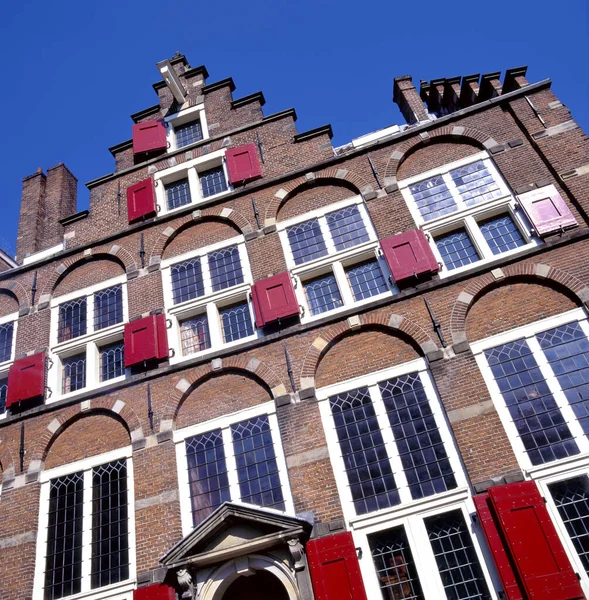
top-left (287, 537), bottom-right (305, 571)
top-left (176, 567), bottom-right (196, 599)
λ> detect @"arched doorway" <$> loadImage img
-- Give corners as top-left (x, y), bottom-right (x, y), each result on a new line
top-left (222, 570), bottom-right (290, 600)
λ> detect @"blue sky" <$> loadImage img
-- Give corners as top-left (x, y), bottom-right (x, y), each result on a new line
top-left (0, 0), bottom-right (587, 257)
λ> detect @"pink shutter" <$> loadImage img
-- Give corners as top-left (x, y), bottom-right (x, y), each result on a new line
top-left (127, 178), bottom-right (157, 224)
top-left (132, 120), bottom-right (167, 155)
top-left (225, 144), bottom-right (262, 184)
top-left (251, 272), bottom-right (299, 327)
top-left (517, 185), bottom-right (577, 236)
top-left (380, 230), bottom-right (439, 283)
top-left (6, 352), bottom-right (46, 408)
top-left (133, 583), bottom-right (175, 600)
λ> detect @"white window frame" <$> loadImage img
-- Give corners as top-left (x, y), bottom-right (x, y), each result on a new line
top-left (154, 149), bottom-right (232, 217)
top-left (316, 358), bottom-right (469, 528)
top-left (277, 196), bottom-right (395, 323)
top-left (48, 276), bottom-right (129, 402)
top-left (174, 400), bottom-right (295, 537)
top-left (33, 446), bottom-right (136, 600)
top-left (162, 236), bottom-right (259, 365)
top-left (0, 310), bottom-right (18, 420)
top-left (399, 151), bottom-right (540, 278)
top-left (165, 103), bottom-right (210, 153)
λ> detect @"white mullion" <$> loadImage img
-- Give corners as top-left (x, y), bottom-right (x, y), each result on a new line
top-left (201, 253), bottom-right (211, 296)
top-left (238, 243), bottom-right (253, 285)
top-left (370, 384), bottom-right (411, 504)
top-left (442, 171), bottom-right (464, 213)
top-left (207, 303), bottom-right (223, 347)
top-left (332, 261), bottom-right (354, 306)
top-left (187, 167), bottom-right (200, 206)
top-left (87, 342), bottom-right (99, 388)
top-left (175, 440), bottom-right (194, 536)
top-left (80, 468), bottom-right (93, 592)
top-left (121, 283), bottom-right (129, 324)
top-left (320, 216), bottom-right (337, 255)
top-left (223, 426), bottom-right (241, 502)
top-left (353, 530), bottom-right (384, 600)
top-left (200, 109), bottom-right (210, 140)
top-left (268, 413), bottom-right (295, 514)
top-left (125, 457), bottom-right (136, 583)
top-left (162, 267), bottom-right (174, 309)
top-left (87, 292), bottom-right (95, 335)
top-left (465, 214), bottom-right (493, 261)
top-left (33, 482), bottom-right (52, 600)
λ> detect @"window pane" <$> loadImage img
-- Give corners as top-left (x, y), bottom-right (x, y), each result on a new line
top-left (94, 285), bottom-right (123, 331)
top-left (0, 321), bottom-right (13, 362)
top-left (436, 229), bottom-right (480, 271)
top-left (425, 510), bottom-right (491, 600)
top-left (287, 218), bottom-right (328, 265)
top-left (62, 353), bottom-right (86, 394)
top-left (304, 273), bottom-right (343, 316)
top-left (326, 205), bottom-right (370, 251)
top-left (549, 476), bottom-right (589, 575)
top-left (480, 214), bottom-right (525, 255)
top-left (220, 301), bottom-right (253, 343)
top-left (369, 526), bottom-right (425, 600)
top-left (171, 257), bottom-right (205, 305)
top-left (99, 341), bottom-right (125, 381)
top-left (186, 429), bottom-right (231, 526)
top-left (180, 314), bottom-right (211, 356)
top-left (346, 260), bottom-right (388, 301)
top-left (410, 175), bottom-right (456, 221)
top-left (208, 246), bottom-right (244, 292)
top-left (91, 459), bottom-right (129, 588)
top-left (0, 377), bottom-right (7, 415)
top-left (380, 373), bottom-right (456, 500)
top-left (231, 415), bottom-right (285, 510)
top-left (329, 387), bottom-right (400, 515)
top-left (485, 339), bottom-right (578, 465)
top-left (166, 178), bottom-right (192, 210)
top-left (58, 298), bottom-right (87, 342)
top-left (200, 166), bottom-right (228, 198)
top-left (449, 160), bottom-right (503, 207)
top-left (175, 120), bottom-right (203, 148)
top-left (44, 472), bottom-right (84, 600)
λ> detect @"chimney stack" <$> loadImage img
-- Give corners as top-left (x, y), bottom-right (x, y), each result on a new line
top-left (393, 76), bottom-right (429, 125)
top-left (16, 163), bottom-right (77, 264)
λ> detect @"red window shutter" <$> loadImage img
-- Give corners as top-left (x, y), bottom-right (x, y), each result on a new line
top-left (155, 313), bottom-right (169, 361)
top-left (127, 178), bottom-right (157, 224)
top-left (488, 480), bottom-right (584, 600)
top-left (473, 493), bottom-right (524, 600)
top-left (133, 583), bottom-right (175, 600)
top-left (225, 144), bottom-right (262, 184)
top-left (6, 352), bottom-right (46, 408)
top-left (251, 272), bottom-right (299, 327)
top-left (307, 531), bottom-right (368, 600)
top-left (132, 120), bottom-right (167, 155)
top-left (517, 184), bottom-right (578, 236)
top-left (380, 230), bottom-right (439, 283)
top-left (124, 315), bottom-right (159, 367)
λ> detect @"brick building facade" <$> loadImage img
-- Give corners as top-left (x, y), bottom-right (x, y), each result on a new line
top-left (1, 53), bottom-right (589, 600)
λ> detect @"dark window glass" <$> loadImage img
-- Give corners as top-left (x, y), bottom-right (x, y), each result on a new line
top-left (326, 205), bottom-right (370, 251)
top-left (62, 353), bottom-right (86, 394)
top-left (436, 229), bottom-right (480, 271)
top-left (186, 429), bottom-right (231, 525)
top-left (410, 175), bottom-right (456, 222)
top-left (220, 301), bottom-right (253, 343)
top-left (287, 219), bottom-right (328, 265)
top-left (450, 160), bottom-right (502, 207)
top-left (485, 339), bottom-right (579, 465)
top-left (44, 472), bottom-right (84, 600)
top-left (380, 373), bottom-right (456, 500)
top-left (94, 286), bottom-right (123, 331)
top-left (208, 246), bottom-right (244, 292)
top-left (329, 387), bottom-right (399, 515)
top-left (480, 214), bottom-right (525, 255)
top-left (0, 377), bottom-right (7, 415)
top-left (425, 510), bottom-right (491, 600)
top-left (549, 476), bottom-right (589, 575)
top-left (175, 120), bottom-right (203, 148)
top-left (537, 322), bottom-right (589, 436)
top-left (180, 314), bottom-right (211, 356)
top-left (91, 460), bottom-right (129, 588)
top-left (200, 166), bottom-right (228, 198)
top-left (346, 260), bottom-right (388, 301)
top-left (166, 178), bottom-right (192, 210)
top-left (369, 526), bottom-right (425, 600)
top-left (58, 298), bottom-right (87, 342)
top-left (171, 257), bottom-right (205, 305)
top-left (304, 273), bottom-right (343, 316)
top-left (99, 341), bottom-right (125, 382)
top-left (0, 321), bottom-right (13, 362)
top-left (231, 415), bottom-right (285, 510)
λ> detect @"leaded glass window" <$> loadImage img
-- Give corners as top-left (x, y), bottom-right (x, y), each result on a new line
top-left (175, 120), bottom-right (203, 148)
top-left (436, 229), bottom-right (480, 271)
top-left (58, 298), bottom-right (87, 342)
top-left (304, 273), bottom-right (343, 316)
top-left (99, 341), bottom-right (125, 381)
top-left (208, 246), bottom-right (244, 292)
top-left (287, 218), bottom-right (328, 265)
top-left (200, 166), bottom-right (228, 198)
top-left (180, 314), bottom-right (211, 356)
top-left (171, 257), bottom-right (205, 305)
top-left (409, 175), bottom-right (456, 222)
top-left (94, 285), bottom-right (123, 331)
top-left (166, 178), bottom-right (192, 210)
top-left (0, 321), bottom-right (13, 362)
top-left (480, 214), bottom-right (525, 255)
top-left (449, 160), bottom-right (502, 207)
top-left (220, 301), bottom-right (253, 343)
top-left (62, 353), bottom-right (86, 394)
top-left (0, 377), bottom-right (7, 415)
top-left (346, 260), bottom-right (388, 301)
top-left (326, 205), bottom-right (370, 251)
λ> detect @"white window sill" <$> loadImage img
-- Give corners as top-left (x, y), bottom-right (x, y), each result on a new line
top-left (158, 187), bottom-right (233, 218)
top-left (300, 290), bottom-right (392, 324)
top-left (169, 332), bottom-right (260, 366)
top-left (34, 579), bottom-right (136, 600)
top-left (46, 374), bottom-right (127, 405)
top-left (168, 284), bottom-right (252, 317)
top-left (52, 323), bottom-right (125, 354)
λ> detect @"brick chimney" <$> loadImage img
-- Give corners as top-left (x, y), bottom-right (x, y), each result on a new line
top-left (393, 76), bottom-right (429, 125)
top-left (16, 163), bottom-right (77, 264)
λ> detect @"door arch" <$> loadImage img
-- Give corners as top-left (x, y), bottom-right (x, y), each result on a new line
top-left (222, 570), bottom-right (289, 600)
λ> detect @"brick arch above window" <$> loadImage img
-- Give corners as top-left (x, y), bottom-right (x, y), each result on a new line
top-left (160, 356), bottom-right (286, 430)
top-left (28, 400), bottom-right (142, 472)
top-left (300, 313), bottom-right (439, 390)
top-left (149, 206), bottom-right (254, 267)
top-left (0, 280), bottom-right (29, 315)
top-left (264, 167), bottom-right (375, 225)
top-left (451, 263), bottom-right (589, 346)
